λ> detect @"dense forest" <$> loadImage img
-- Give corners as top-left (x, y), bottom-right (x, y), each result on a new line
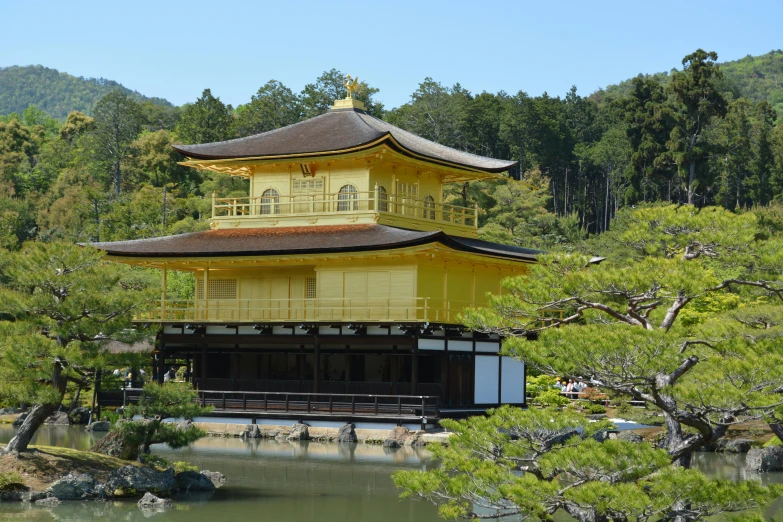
top-left (2, 50), bottom-right (783, 252)
top-left (0, 65), bottom-right (172, 119)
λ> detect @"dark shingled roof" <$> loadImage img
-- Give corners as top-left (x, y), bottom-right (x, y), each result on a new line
top-left (173, 108), bottom-right (517, 174)
top-left (91, 225), bottom-right (540, 262)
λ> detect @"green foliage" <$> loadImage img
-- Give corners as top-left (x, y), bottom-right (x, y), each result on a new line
top-left (463, 204), bottom-right (783, 470)
top-left (113, 382), bottom-right (211, 459)
top-left (172, 461), bottom-right (199, 473)
top-left (177, 89), bottom-right (234, 145)
top-left (0, 471), bottom-right (25, 489)
top-left (584, 402), bottom-right (607, 414)
top-left (0, 241), bottom-right (155, 452)
top-left (525, 374), bottom-right (557, 397)
top-left (139, 452), bottom-right (170, 469)
top-left (0, 65), bottom-right (173, 120)
top-left (394, 406), bottom-right (778, 521)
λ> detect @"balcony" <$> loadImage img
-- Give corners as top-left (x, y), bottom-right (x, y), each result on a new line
top-left (136, 297), bottom-right (473, 324)
top-left (210, 188), bottom-right (478, 237)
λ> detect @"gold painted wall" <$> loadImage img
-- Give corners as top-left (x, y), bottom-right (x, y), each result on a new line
top-left (172, 250), bottom-right (529, 324)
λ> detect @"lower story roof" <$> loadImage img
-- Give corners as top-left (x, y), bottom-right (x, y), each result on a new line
top-left (90, 224), bottom-right (541, 262)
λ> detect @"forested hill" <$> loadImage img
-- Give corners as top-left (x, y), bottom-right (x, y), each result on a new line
top-left (0, 65), bottom-right (172, 119)
top-left (592, 49), bottom-right (783, 115)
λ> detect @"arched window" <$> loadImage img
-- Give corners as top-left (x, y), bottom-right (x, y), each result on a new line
top-left (424, 195), bottom-right (436, 220)
top-left (377, 186), bottom-right (388, 212)
top-left (261, 188), bottom-right (280, 215)
top-left (337, 184), bottom-right (358, 211)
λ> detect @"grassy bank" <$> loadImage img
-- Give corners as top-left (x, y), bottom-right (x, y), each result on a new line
top-left (0, 444), bottom-right (137, 491)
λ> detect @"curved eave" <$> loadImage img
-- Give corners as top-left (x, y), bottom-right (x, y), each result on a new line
top-left (174, 133), bottom-right (515, 176)
top-left (94, 234), bottom-right (538, 265)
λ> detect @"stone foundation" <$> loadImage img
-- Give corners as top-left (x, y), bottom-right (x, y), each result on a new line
top-left (192, 421), bottom-right (451, 446)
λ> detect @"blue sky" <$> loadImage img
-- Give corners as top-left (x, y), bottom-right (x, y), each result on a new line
top-left (2, 0), bottom-right (781, 109)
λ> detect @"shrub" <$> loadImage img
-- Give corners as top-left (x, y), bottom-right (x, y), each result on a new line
top-left (526, 374), bottom-right (559, 399)
top-left (535, 388), bottom-right (570, 407)
top-left (173, 461), bottom-right (199, 473)
top-left (0, 472), bottom-right (25, 489)
top-left (585, 403), bottom-right (607, 414)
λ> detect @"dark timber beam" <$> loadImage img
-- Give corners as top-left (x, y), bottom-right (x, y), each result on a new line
top-left (160, 334), bottom-right (416, 347)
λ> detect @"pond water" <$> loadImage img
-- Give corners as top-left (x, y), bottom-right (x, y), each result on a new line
top-left (0, 426), bottom-right (782, 521)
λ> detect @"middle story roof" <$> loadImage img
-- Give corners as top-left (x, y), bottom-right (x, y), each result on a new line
top-left (91, 224), bottom-right (541, 263)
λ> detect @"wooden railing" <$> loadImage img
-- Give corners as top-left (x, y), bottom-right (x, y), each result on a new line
top-left (137, 297), bottom-right (475, 323)
top-left (211, 188), bottom-right (478, 229)
top-left (110, 388), bottom-right (440, 423)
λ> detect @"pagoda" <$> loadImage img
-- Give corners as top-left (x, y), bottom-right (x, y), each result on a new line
top-left (94, 83), bottom-right (538, 427)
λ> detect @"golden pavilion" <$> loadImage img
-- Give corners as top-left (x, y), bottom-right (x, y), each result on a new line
top-left (94, 88), bottom-right (538, 427)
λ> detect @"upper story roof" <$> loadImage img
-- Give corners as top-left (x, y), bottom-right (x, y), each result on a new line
top-left (173, 107), bottom-right (517, 174)
top-left (91, 224), bottom-right (541, 263)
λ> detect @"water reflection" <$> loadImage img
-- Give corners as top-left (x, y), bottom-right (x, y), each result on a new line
top-left (1, 427), bottom-right (782, 521)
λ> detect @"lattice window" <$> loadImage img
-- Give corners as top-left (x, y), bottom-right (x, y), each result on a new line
top-left (292, 178), bottom-right (324, 194)
top-left (424, 195), bottom-right (436, 220)
top-left (377, 186), bottom-right (388, 212)
top-left (261, 189), bottom-right (280, 215)
top-left (196, 279), bottom-right (237, 300)
top-left (305, 277), bottom-right (317, 299)
top-left (337, 184), bottom-right (358, 211)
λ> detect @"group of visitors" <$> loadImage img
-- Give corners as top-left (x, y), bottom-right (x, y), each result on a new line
top-left (554, 378), bottom-right (587, 399)
top-left (111, 366), bottom-right (179, 385)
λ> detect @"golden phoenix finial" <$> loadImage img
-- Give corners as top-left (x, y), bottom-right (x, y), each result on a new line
top-left (344, 74), bottom-right (359, 99)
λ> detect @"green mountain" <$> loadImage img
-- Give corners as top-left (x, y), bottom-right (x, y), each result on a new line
top-left (591, 49), bottom-right (783, 116)
top-left (0, 65), bottom-right (172, 120)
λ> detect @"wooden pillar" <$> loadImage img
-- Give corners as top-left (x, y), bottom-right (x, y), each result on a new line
top-left (200, 343), bottom-right (207, 389)
top-left (203, 267), bottom-right (210, 321)
top-left (298, 345), bottom-right (304, 393)
top-left (391, 345), bottom-right (398, 395)
top-left (313, 336), bottom-right (320, 394)
top-left (161, 264), bottom-right (167, 320)
top-left (344, 345), bottom-right (350, 394)
top-left (157, 342), bottom-right (166, 384)
top-left (411, 345), bottom-right (419, 395)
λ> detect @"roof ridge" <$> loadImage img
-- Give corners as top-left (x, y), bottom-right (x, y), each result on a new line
top-left (175, 112), bottom-right (334, 152)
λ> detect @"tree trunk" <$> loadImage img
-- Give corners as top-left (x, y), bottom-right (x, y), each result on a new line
top-left (2, 403), bottom-right (59, 454)
top-left (663, 411), bottom-right (692, 468)
top-left (68, 385), bottom-right (82, 413)
top-left (768, 423), bottom-right (783, 442)
top-left (687, 161), bottom-right (696, 205)
top-left (114, 161), bottom-right (121, 196)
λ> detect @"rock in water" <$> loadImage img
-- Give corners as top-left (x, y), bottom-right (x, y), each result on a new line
top-left (723, 438), bottom-right (754, 453)
top-left (35, 497), bottom-right (62, 506)
top-left (106, 465), bottom-right (175, 497)
top-left (0, 407), bottom-right (20, 415)
top-left (44, 411), bottom-right (70, 426)
top-left (383, 426), bottom-right (409, 448)
top-left (242, 424), bottom-right (260, 438)
top-left (746, 446), bottom-right (783, 472)
top-left (287, 423), bottom-right (310, 441)
top-left (617, 431), bottom-right (644, 443)
top-left (337, 423), bottom-right (357, 443)
top-left (200, 471), bottom-right (226, 488)
top-left (11, 412), bottom-right (28, 427)
top-left (69, 407), bottom-right (91, 425)
top-left (86, 421), bottom-right (111, 432)
top-left (46, 473), bottom-right (102, 500)
top-left (137, 492), bottom-right (173, 512)
top-left (89, 430), bottom-right (138, 460)
top-left (175, 471), bottom-right (216, 492)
